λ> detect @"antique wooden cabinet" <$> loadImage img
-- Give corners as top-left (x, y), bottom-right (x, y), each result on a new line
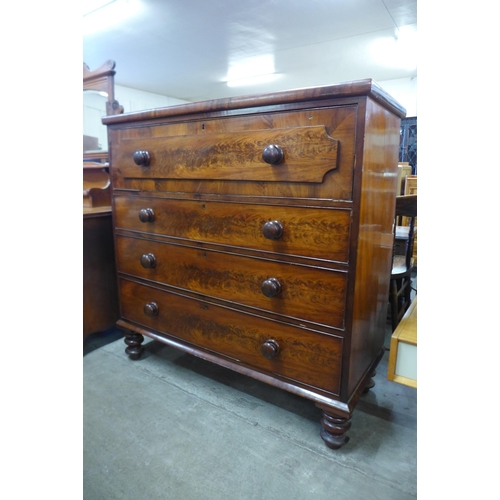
top-left (83, 60), bottom-right (123, 340)
top-left (103, 79), bottom-right (405, 449)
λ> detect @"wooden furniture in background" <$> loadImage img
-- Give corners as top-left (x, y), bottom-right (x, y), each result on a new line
top-left (83, 60), bottom-right (123, 340)
top-left (83, 60), bottom-right (124, 127)
top-left (390, 194), bottom-right (417, 331)
top-left (404, 175), bottom-right (417, 196)
top-left (83, 209), bottom-right (120, 338)
top-left (404, 175), bottom-right (417, 265)
top-left (396, 162), bottom-right (412, 195)
top-left (103, 79), bottom-right (405, 449)
top-left (83, 161), bottom-right (111, 209)
top-left (388, 297), bottom-right (417, 388)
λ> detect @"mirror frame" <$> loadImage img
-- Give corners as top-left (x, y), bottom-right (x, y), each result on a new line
top-left (83, 60), bottom-right (123, 162)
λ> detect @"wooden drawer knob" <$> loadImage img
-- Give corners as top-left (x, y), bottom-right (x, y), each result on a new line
top-left (261, 278), bottom-right (282, 298)
top-left (133, 150), bottom-right (151, 166)
top-left (262, 144), bottom-right (284, 165)
top-left (262, 220), bottom-right (283, 240)
top-left (139, 208), bottom-right (155, 223)
top-left (143, 302), bottom-right (158, 317)
top-left (261, 339), bottom-right (280, 359)
top-left (140, 253), bottom-right (156, 268)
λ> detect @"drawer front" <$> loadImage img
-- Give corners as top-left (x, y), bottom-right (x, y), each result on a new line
top-left (114, 125), bottom-right (339, 183)
top-left (114, 196), bottom-right (351, 263)
top-left (109, 106), bottom-right (357, 200)
top-left (116, 235), bottom-right (347, 328)
top-left (119, 278), bottom-right (342, 395)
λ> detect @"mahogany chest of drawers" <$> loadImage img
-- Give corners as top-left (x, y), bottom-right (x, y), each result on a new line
top-left (103, 79), bottom-right (405, 449)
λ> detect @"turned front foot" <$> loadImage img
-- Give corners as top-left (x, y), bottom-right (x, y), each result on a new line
top-left (124, 332), bottom-right (144, 360)
top-left (363, 370), bottom-right (376, 394)
top-left (318, 407), bottom-right (352, 449)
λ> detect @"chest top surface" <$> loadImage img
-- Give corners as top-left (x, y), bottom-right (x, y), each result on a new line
top-left (103, 78), bottom-right (405, 126)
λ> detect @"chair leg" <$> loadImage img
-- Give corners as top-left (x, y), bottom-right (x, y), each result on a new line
top-left (390, 279), bottom-right (399, 331)
top-left (403, 276), bottom-right (412, 310)
top-left (390, 274), bottom-right (413, 331)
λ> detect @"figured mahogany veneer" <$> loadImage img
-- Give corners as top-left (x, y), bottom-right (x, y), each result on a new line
top-left (115, 234), bottom-right (348, 328)
top-left (104, 79), bottom-right (405, 449)
top-left (114, 196), bottom-right (351, 263)
top-left (109, 105), bottom-right (357, 200)
top-left (115, 125), bottom-right (339, 182)
top-left (119, 279), bottom-right (343, 395)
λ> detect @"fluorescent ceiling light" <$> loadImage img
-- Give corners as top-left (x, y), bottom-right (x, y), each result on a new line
top-left (226, 54), bottom-right (277, 87)
top-left (227, 74), bottom-right (280, 88)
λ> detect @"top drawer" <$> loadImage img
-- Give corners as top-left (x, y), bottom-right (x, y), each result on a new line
top-left (109, 106), bottom-right (358, 200)
top-left (113, 125), bottom-right (339, 183)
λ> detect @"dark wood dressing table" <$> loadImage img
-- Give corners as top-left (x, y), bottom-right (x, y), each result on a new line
top-left (83, 61), bottom-right (123, 340)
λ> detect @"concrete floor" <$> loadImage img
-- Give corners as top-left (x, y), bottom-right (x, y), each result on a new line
top-left (83, 302), bottom-right (417, 500)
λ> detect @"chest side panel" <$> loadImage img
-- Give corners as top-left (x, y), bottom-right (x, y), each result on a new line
top-left (347, 98), bottom-right (402, 396)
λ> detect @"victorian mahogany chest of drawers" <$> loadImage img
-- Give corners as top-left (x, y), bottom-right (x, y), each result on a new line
top-left (103, 79), bottom-right (405, 449)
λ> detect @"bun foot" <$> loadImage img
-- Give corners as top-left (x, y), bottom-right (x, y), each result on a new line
top-left (124, 332), bottom-right (144, 360)
top-left (318, 408), bottom-right (351, 449)
top-left (363, 370), bottom-right (376, 394)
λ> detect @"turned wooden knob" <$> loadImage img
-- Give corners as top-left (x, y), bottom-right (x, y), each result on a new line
top-left (133, 150), bottom-right (151, 166)
top-left (139, 208), bottom-right (155, 223)
top-left (143, 302), bottom-right (158, 317)
top-left (261, 339), bottom-right (280, 359)
top-left (262, 144), bottom-right (284, 165)
top-left (261, 278), bottom-right (282, 297)
top-left (262, 220), bottom-right (283, 240)
top-left (140, 253), bottom-right (156, 268)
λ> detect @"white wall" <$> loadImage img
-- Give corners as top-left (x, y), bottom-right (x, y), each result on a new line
top-left (379, 77), bottom-right (417, 117)
top-left (115, 85), bottom-right (190, 113)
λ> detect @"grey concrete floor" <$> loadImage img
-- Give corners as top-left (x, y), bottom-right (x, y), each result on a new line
top-left (83, 304), bottom-right (417, 500)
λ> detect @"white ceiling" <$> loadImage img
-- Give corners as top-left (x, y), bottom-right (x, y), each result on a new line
top-left (83, 0), bottom-right (417, 103)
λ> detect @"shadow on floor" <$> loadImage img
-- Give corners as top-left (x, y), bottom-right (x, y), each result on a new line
top-left (83, 327), bottom-right (124, 356)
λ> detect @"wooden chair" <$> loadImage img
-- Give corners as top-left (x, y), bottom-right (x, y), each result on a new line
top-left (390, 194), bottom-right (417, 331)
